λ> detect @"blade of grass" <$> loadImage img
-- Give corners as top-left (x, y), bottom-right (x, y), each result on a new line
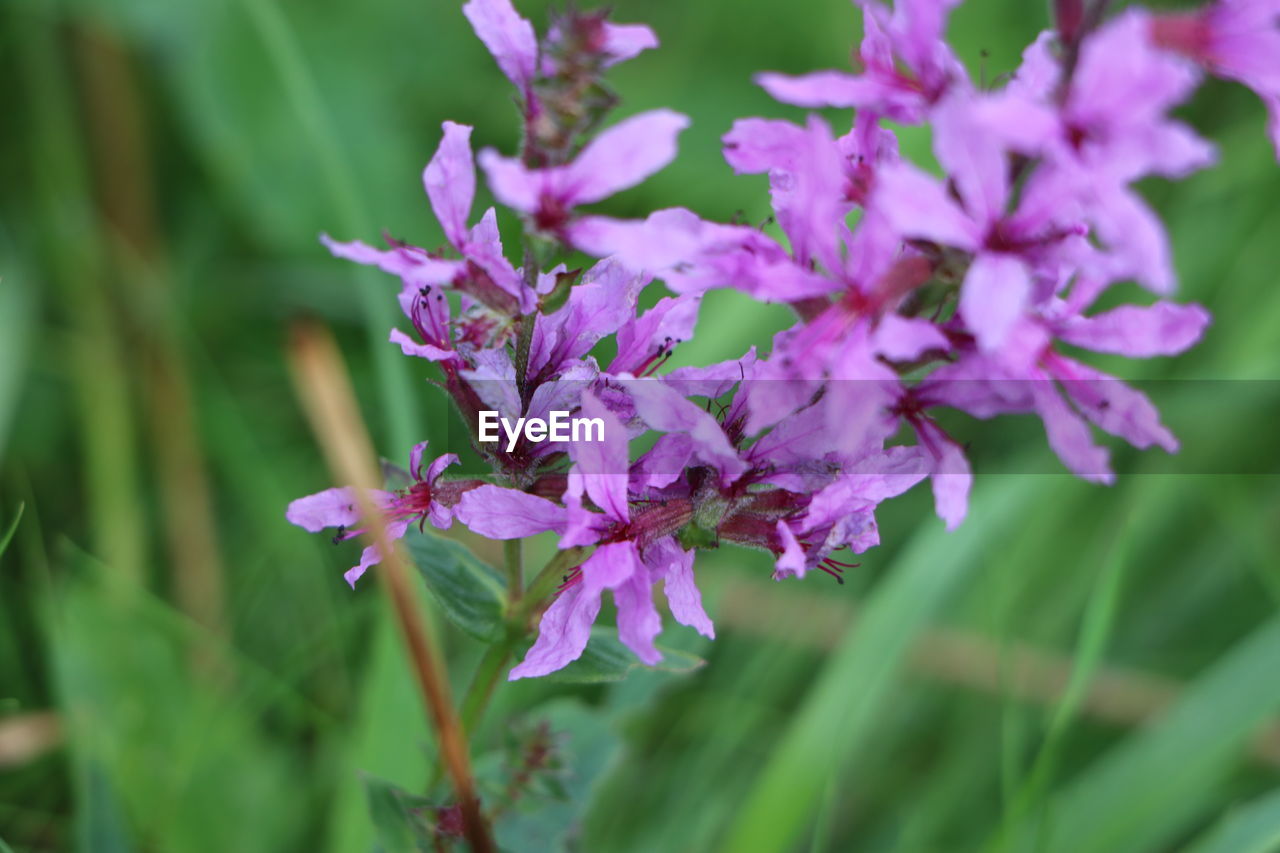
top-left (1183, 788), bottom-right (1280, 853)
top-left (0, 504), bottom-right (23, 559)
top-left (0, 259), bottom-right (34, 457)
top-left (720, 474), bottom-right (1045, 853)
top-left (71, 21), bottom-right (230, 647)
top-left (986, 508), bottom-right (1132, 852)
top-left (1024, 616), bottom-right (1280, 853)
top-left (234, 0), bottom-right (416, 455)
top-left (14, 2), bottom-right (147, 581)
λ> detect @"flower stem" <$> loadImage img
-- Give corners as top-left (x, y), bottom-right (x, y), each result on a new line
top-left (516, 546), bottom-right (590, 627)
top-left (503, 538), bottom-right (523, 602)
top-left (456, 546), bottom-right (592, 735)
top-left (460, 642), bottom-right (513, 735)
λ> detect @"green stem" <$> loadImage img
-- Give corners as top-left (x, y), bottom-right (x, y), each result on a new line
top-left (513, 244), bottom-right (540, 406)
top-left (515, 547), bottom-right (588, 626)
top-left (503, 538), bottom-right (523, 602)
top-left (453, 546), bottom-right (592, 738)
top-left (459, 642), bottom-right (513, 736)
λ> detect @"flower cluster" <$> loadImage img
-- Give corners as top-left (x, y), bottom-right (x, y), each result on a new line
top-left (289, 0), bottom-right (1277, 678)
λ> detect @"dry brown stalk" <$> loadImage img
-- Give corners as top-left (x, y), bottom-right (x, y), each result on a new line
top-left (287, 320), bottom-right (495, 852)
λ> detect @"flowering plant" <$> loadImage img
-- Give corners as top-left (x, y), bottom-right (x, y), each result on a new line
top-left (286, 0), bottom-right (1277, 844)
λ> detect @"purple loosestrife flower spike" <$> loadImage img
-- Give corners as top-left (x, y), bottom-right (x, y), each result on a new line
top-left (291, 0), bottom-right (1240, 681)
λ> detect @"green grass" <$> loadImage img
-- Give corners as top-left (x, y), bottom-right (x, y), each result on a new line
top-left (3, 0), bottom-right (1280, 851)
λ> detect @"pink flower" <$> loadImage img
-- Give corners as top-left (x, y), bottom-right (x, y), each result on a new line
top-left (1151, 0), bottom-right (1280, 158)
top-left (755, 0), bottom-right (968, 122)
top-left (923, 286), bottom-right (1211, 482)
top-left (286, 443), bottom-right (466, 587)
top-left (874, 94), bottom-right (1086, 349)
top-left (323, 121), bottom-right (533, 314)
top-left (477, 109), bottom-right (690, 245)
top-left (463, 0), bottom-right (538, 100)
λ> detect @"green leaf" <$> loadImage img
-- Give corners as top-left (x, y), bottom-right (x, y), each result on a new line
top-left (0, 836), bottom-right (12, 853)
top-left (542, 627), bottom-right (705, 685)
top-left (0, 502), bottom-right (22, 559)
top-left (363, 775), bottom-right (432, 853)
top-left (1183, 788), bottom-right (1280, 853)
top-left (405, 529), bottom-right (508, 643)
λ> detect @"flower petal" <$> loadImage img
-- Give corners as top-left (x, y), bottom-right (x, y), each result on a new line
top-left (773, 521), bottom-right (808, 580)
top-left (874, 162), bottom-right (981, 250)
top-left (754, 70), bottom-right (885, 108)
top-left (1057, 302), bottom-right (1210, 357)
top-left (601, 22), bottom-right (658, 66)
top-left (874, 314), bottom-right (950, 361)
top-left (320, 235), bottom-right (462, 286)
top-left (1050, 356), bottom-right (1178, 453)
top-left (507, 585), bottom-right (597, 679)
top-left (932, 93), bottom-right (1008, 225)
top-left (609, 295), bottom-right (701, 374)
top-left (454, 485), bottom-right (567, 539)
top-left (628, 379), bottom-right (748, 485)
top-left (562, 110), bottom-right (690, 205)
top-left (961, 252), bottom-right (1031, 352)
top-left (1029, 376), bottom-right (1114, 483)
top-left (615, 567), bottom-right (662, 665)
top-left (389, 328), bottom-right (454, 361)
top-left (476, 149), bottom-right (542, 213)
top-left (508, 540), bottom-right (641, 679)
top-left (914, 417), bottom-right (971, 530)
top-left (648, 538), bottom-right (714, 638)
top-left (286, 486), bottom-right (361, 532)
top-left (462, 0), bottom-right (538, 94)
top-left (570, 391), bottom-right (630, 522)
top-left (423, 122), bottom-right (475, 248)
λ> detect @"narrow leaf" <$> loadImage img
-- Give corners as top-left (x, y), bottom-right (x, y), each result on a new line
top-left (1184, 788), bottom-right (1280, 853)
top-left (721, 476), bottom-right (1044, 853)
top-left (0, 503), bottom-right (23, 559)
top-left (1033, 617), bottom-right (1280, 853)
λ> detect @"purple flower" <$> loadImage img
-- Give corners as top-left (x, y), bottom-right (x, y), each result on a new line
top-left (508, 540), bottom-right (649, 678)
top-left (627, 379), bottom-right (749, 486)
top-left (323, 121), bottom-right (532, 314)
top-left (286, 443), bottom-right (465, 587)
top-left (544, 13), bottom-right (659, 70)
top-left (463, 0), bottom-right (538, 100)
top-left (504, 392), bottom-right (714, 679)
top-left (1151, 0), bottom-right (1280, 158)
top-left (755, 0), bottom-right (967, 122)
top-left (874, 93), bottom-right (1087, 349)
top-left (923, 289), bottom-right (1211, 482)
top-left (575, 207), bottom-right (836, 302)
top-left (607, 293), bottom-right (701, 375)
top-left (453, 485), bottom-right (567, 539)
top-left (971, 14), bottom-right (1216, 293)
top-left (477, 109), bottom-right (690, 245)
top-left (529, 259), bottom-right (649, 379)
top-left (770, 446), bottom-right (930, 580)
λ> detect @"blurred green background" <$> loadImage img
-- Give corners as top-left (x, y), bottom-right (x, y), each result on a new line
top-left (3, 0), bottom-right (1279, 850)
